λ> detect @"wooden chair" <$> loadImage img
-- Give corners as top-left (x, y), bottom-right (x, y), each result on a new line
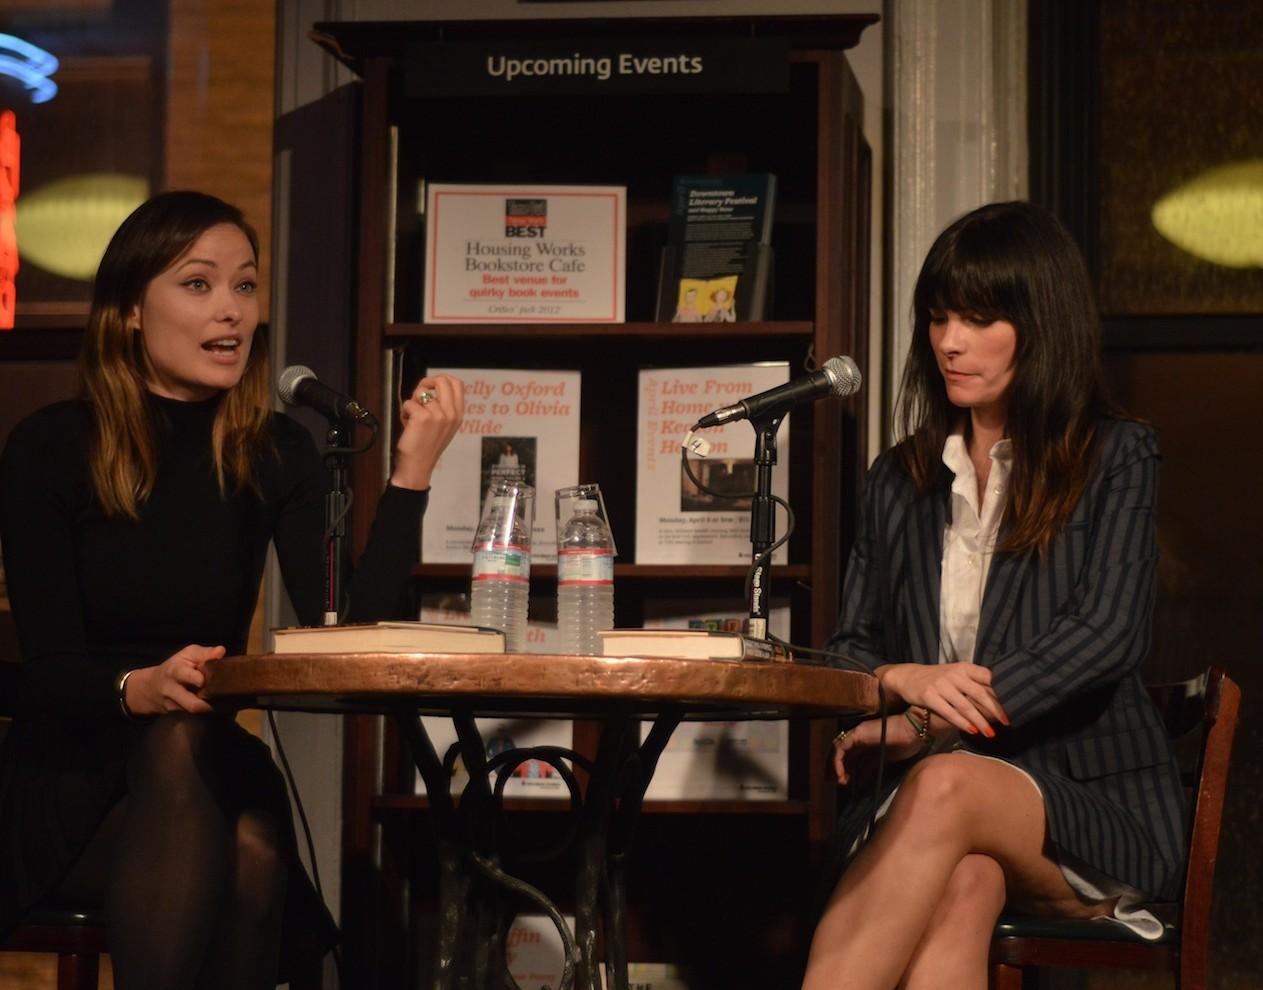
top-left (990, 665), bottom-right (1241, 990)
top-left (0, 659), bottom-right (107, 990)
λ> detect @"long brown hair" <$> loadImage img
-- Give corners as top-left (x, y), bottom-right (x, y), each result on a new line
top-left (894, 201), bottom-right (1116, 552)
top-left (79, 190), bottom-right (271, 518)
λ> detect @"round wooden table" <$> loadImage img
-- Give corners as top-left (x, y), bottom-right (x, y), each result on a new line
top-left (205, 653), bottom-right (877, 990)
top-left (203, 650), bottom-right (878, 718)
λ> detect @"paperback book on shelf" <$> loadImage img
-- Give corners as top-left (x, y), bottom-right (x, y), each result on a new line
top-left (656, 173), bottom-right (776, 323)
top-left (635, 363), bottom-right (789, 565)
top-left (271, 621), bottom-right (504, 654)
top-left (423, 182), bottom-right (626, 324)
top-left (420, 367), bottom-right (580, 564)
top-left (638, 599), bottom-right (790, 801)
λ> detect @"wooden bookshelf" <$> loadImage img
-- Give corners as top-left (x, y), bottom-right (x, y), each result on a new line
top-left (309, 13), bottom-right (874, 986)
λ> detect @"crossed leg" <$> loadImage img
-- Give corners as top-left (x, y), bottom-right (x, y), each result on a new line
top-left (57, 714), bottom-right (290, 990)
top-left (802, 753), bottom-right (1113, 990)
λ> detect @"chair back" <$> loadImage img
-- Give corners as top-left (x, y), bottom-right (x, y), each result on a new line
top-left (1146, 666), bottom-right (1241, 984)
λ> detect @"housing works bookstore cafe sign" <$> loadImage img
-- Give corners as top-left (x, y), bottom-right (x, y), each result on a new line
top-left (406, 37), bottom-right (790, 96)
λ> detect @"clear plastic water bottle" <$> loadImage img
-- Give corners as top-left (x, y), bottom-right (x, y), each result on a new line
top-left (470, 478), bottom-right (534, 652)
top-left (557, 497), bottom-right (615, 655)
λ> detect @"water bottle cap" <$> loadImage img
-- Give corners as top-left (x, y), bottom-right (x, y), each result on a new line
top-left (575, 499), bottom-right (598, 513)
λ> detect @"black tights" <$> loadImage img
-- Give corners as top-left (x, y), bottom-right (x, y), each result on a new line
top-left (58, 714), bottom-right (290, 990)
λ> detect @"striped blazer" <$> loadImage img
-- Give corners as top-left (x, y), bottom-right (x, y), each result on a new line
top-left (827, 419), bottom-right (1187, 898)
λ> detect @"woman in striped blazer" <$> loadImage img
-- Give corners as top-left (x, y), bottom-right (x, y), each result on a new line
top-left (801, 202), bottom-right (1185, 990)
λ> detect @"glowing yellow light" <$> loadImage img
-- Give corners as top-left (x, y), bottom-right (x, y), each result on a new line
top-left (15, 173), bottom-right (148, 281)
top-left (1151, 160), bottom-right (1263, 269)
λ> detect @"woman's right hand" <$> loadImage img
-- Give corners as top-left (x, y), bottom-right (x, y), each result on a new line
top-left (877, 662), bottom-right (1009, 737)
top-left (833, 715), bottom-right (925, 785)
top-left (123, 644), bottom-right (226, 716)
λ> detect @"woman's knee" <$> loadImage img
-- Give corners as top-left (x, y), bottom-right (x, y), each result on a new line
top-left (891, 754), bottom-right (980, 826)
top-left (128, 713), bottom-right (224, 792)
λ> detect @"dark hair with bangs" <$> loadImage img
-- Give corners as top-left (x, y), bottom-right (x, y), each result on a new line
top-left (894, 201), bottom-right (1117, 553)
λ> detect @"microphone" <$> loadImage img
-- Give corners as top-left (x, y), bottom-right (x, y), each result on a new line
top-left (693, 355), bottom-right (862, 429)
top-left (277, 365), bottom-right (378, 427)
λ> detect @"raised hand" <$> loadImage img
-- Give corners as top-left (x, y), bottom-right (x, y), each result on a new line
top-left (390, 374), bottom-right (465, 491)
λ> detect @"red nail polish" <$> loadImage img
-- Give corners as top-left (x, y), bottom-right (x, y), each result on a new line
top-left (966, 725), bottom-right (979, 735)
top-left (982, 725), bottom-right (996, 739)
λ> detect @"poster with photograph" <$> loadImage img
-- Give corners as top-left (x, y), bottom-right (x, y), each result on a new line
top-left (635, 363), bottom-right (789, 564)
top-left (639, 599), bottom-right (790, 802)
top-left (421, 368), bottom-right (580, 563)
top-left (424, 183), bottom-right (626, 324)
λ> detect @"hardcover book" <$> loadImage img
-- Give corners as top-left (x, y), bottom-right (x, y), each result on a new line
top-left (598, 628), bottom-right (789, 663)
top-left (635, 363), bottom-right (790, 565)
top-left (271, 621), bottom-right (505, 654)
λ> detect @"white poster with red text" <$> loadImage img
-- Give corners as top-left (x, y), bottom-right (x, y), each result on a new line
top-left (421, 368), bottom-right (580, 564)
top-left (635, 363), bottom-right (789, 564)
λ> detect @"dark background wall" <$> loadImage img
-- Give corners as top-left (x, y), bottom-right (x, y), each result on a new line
top-left (1032, 1), bottom-right (1263, 986)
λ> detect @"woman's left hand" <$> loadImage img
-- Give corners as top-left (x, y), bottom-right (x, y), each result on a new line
top-left (390, 374), bottom-right (465, 490)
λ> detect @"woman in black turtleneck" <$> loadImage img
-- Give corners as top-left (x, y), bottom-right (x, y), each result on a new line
top-left (0, 191), bottom-right (463, 989)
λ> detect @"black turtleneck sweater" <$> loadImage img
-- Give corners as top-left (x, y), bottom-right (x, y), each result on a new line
top-left (0, 393), bottom-right (426, 928)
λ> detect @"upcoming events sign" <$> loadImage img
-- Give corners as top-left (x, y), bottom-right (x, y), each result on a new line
top-left (424, 183), bottom-right (625, 324)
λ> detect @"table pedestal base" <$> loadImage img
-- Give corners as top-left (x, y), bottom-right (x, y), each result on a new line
top-left (402, 706), bottom-right (682, 990)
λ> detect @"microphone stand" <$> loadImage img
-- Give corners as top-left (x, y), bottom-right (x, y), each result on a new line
top-left (322, 420), bottom-right (352, 626)
top-left (746, 411), bottom-right (785, 641)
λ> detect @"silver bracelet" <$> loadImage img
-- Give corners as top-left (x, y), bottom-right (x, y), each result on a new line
top-left (116, 669), bottom-right (139, 721)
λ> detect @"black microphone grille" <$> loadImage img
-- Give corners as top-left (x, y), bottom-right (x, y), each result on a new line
top-left (277, 364), bottom-right (317, 406)
top-left (821, 356), bottom-right (863, 397)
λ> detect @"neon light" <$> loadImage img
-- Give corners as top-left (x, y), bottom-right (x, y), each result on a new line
top-left (0, 34), bottom-right (59, 104)
top-left (0, 110), bottom-right (18, 329)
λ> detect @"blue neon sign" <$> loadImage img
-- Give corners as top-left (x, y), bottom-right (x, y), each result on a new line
top-left (0, 34), bottom-right (59, 104)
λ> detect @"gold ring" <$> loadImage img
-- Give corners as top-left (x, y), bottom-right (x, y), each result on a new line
top-left (832, 729), bottom-right (849, 747)
top-left (417, 390), bottom-right (436, 405)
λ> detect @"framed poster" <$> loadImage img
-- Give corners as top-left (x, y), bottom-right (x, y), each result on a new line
top-left (423, 182), bottom-right (625, 324)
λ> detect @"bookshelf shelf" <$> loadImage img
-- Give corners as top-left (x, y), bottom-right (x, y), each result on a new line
top-left (384, 319), bottom-right (815, 341)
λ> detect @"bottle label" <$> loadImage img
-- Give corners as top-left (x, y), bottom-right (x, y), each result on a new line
top-left (557, 549), bottom-right (614, 586)
top-left (473, 546), bottom-right (531, 582)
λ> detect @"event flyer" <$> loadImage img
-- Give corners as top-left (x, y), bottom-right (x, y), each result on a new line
top-left (423, 183), bottom-right (626, 324)
top-left (638, 599), bottom-right (790, 802)
top-left (421, 367), bottom-right (580, 564)
top-left (635, 363), bottom-right (790, 565)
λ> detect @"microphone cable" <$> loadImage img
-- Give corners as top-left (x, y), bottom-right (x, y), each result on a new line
top-left (678, 438), bottom-right (890, 847)
top-left (268, 710), bottom-right (346, 989)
